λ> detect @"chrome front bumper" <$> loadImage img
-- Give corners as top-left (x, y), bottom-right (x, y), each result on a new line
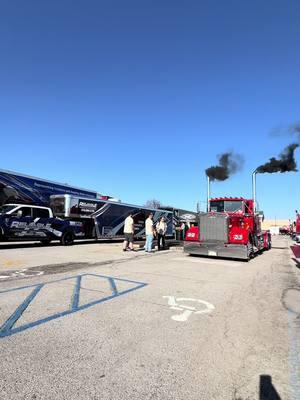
top-left (183, 241), bottom-right (250, 260)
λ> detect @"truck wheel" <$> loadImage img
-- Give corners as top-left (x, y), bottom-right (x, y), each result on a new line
top-left (247, 244), bottom-right (254, 260)
top-left (61, 231), bottom-right (74, 246)
top-left (0, 228), bottom-right (7, 242)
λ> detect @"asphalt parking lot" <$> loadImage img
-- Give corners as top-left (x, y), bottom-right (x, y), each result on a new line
top-left (0, 236), bottom-right (299, 400)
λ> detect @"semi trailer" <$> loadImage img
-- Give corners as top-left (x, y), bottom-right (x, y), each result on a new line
top-left (0, 195), bottom-right (196, 246)
top-left (0, 168), bottom-right (111, 207)
top-left (50, 194), bottom-right (175, 240)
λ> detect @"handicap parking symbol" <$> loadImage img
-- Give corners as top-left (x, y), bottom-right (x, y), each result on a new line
top-left (163, 295), bottom-right (215, 322)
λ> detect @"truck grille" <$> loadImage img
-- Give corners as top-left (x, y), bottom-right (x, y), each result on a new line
top-left (199, 213), bottom-right (229, 242)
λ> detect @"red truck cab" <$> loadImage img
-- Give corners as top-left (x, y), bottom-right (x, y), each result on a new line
top-left (184, 197), bottom-right (271, 260)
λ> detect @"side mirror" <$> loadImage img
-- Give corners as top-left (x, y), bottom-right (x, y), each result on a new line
top-left (17, 210), bottom-right (23, 218)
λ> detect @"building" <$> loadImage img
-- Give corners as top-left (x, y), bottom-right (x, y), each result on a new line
top-left (261, 219), bottom-right (291, 235)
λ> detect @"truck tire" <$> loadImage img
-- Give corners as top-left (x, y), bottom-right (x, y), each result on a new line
top-left (247, 241), bottom-right (254, 261)
top-left (61, 231), bottom-right (74, 246)
top-left (0, 228), bottom-right (6, 242)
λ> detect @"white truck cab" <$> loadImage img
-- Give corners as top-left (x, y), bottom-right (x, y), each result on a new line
top-left (0, 204), bottom-right (53, 219)
top-left (0, 204), bottom-right (82, 245)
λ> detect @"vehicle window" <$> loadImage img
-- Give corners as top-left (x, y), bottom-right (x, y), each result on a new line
top-left (210, 201), bottom-right (224, 212)
top-left (224, 201), bottom-right (243, 212)
top-left (210, 201), bottom-right (243, 213)
top-left (33, 208), bottom-right (50, 218)
top-left (0, 205), bottom-right (16, 214)
top-left (50, 197), bottom-right (65, 215)
top-left (17, 207), bottom-right (32, 217)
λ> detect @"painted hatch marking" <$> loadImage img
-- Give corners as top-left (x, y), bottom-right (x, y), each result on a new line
top-left (0, 274), bottom-right (147, 338)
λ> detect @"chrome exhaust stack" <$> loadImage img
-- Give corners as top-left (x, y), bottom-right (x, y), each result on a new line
top-left (252, 170), bottom-right (257, 213)
top-left (207, 176), bottom-right (211, 212)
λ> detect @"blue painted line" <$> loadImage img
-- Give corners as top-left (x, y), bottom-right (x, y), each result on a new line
top-left (70, 275), bottom-right (82, 311)
top-left (0, 273), bottom-right (146, 294)
top-left (108, 277), bottom-right (118, 296)
top-left (1, 283), bottom-right (147, 338)
top-left (0, 274), bottom-right (147, 338)
top-left (0, 284), bottom-right (43, 334)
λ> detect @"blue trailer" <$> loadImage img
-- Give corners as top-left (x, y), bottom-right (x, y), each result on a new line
top-left (0, 168), bottom-right (110, 207)
top-left (50, 195), bottom-right (174, 239)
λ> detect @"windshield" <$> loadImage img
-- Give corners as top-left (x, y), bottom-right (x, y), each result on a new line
top-left (210, 200), bottom-right (243, 213)
top-left (50, 198), bottom-right (65, 215)
top-left (0, 205), bottom-right (16, 214)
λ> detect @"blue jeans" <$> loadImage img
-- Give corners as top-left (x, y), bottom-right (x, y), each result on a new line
top-left (145, 235), bottom-right (154, 252)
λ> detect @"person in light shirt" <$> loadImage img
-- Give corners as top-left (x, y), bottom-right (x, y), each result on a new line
top-left (123, 213), bottom-right (134, 251)
top-left (156, 216), bottom-right (167, 250)
top-left (145, 213), bottom-right (154, 252)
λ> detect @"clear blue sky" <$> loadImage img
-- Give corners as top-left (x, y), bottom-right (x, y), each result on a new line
top-left (1, 0), bottom-right (299, 220)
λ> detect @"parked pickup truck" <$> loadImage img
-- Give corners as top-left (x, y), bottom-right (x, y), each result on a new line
top-left (0, 204), bottom-right (84, 245)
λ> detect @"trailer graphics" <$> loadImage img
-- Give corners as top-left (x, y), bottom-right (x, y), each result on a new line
top-left (0, 169), bottom-right (107, 207)
top-left (50, 195), bottom-right (174, 239)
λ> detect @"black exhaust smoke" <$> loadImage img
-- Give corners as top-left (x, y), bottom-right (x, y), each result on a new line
top-left (271, 122), bottom-right (300, 139)
top-left (205, 152), bottom-right (244, 181)
top-left (289, 122), bottom-right (300, 136)
top-left (256, 143), bottom-right (299, 174)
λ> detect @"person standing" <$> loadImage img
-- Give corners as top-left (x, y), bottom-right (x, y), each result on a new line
top-left (123, 213), bottom-right (134, 251)
top-left (180, 221), bottom-right (186, 241)
top-left (156, 216), bottom-right (167, 250)
top-left (145, 213), bottom-right (154, 252)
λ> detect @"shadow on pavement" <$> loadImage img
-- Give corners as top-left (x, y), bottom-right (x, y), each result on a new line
top-left (189, 253), bottom-right (252, 263)
top-left (0, 239), bottom-right (181, 251)
top-left (259, 375), bottom-right (281, 400)
top-left (292, 257), bottom-right (300, 269)
top-left (0, 239), bottom-right (124, 250)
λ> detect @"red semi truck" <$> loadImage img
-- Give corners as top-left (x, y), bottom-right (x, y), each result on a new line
top-left (294, 211), bottom-right (300, 243)
top-left (184, 197), bottom-right (271, 260)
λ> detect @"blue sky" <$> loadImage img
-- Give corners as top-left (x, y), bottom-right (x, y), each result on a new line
top-left (1, 0), bottom-right (299, 219)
